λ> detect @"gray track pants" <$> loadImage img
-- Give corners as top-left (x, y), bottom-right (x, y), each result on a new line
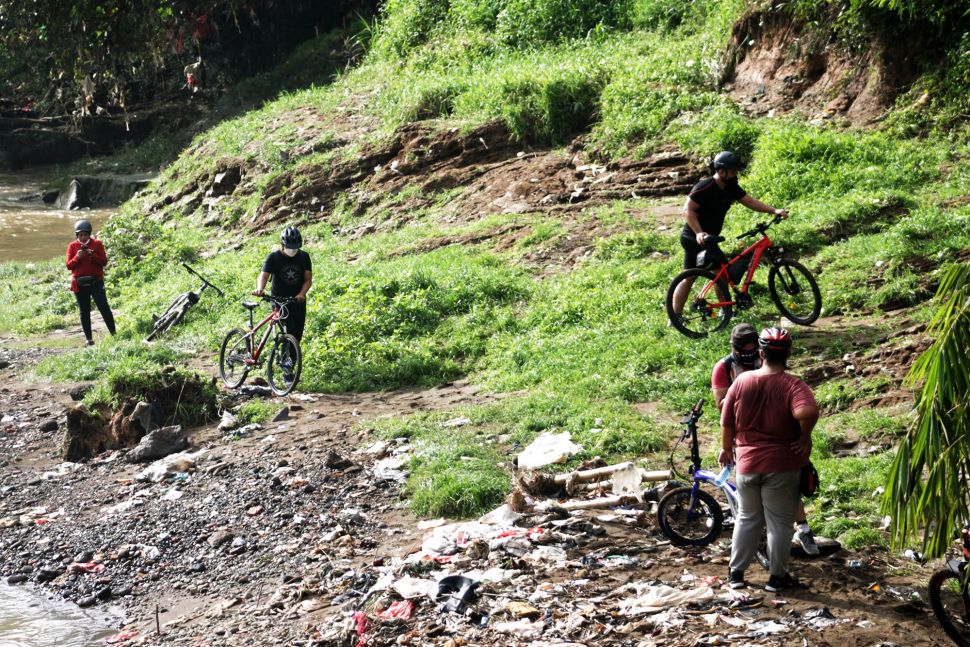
top-left (729, 469), bottom-right (800, 576)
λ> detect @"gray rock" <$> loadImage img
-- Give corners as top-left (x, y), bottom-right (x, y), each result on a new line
top-left (126, 425), bottom-right (188, 463)
top-left (77, 595), bottom-right (96, 607)
top-left (6, 574), bottom-right (28, 584)
top-left (39, 419), bottom-right (58, 433)
top-left (208, 530), bottom-right (233, 548)
top-left (68, 383), bottom-right (94, 401)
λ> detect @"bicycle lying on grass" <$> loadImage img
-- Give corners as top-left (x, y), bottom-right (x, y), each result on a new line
top-left (666, 215), bottom-right (822, 338)
top-left (656, 399), bottom-right (769, 570)
top-left (218, 295), bottom-right (303, 396)
top-left (146, 263), bottom-right (224, 341)
top-left (930, 525), bottom-right (970, 646)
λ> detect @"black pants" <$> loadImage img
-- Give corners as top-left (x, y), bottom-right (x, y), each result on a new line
top-left (75, 281), bottom-right (116, 340)
top-left (281, 301), bottom-right (306, 342)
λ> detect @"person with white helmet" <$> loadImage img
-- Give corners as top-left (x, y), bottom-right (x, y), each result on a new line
top-left (66, 219), bottom-right (116, 346)
top-left (719, 327), bottom-right (819, 593)
top-left (712, 323), bottom-right (821, 557)
top-left (671, 151), bottom-right (789, 318)
top-left (253, 225), bottom-right (312, 342)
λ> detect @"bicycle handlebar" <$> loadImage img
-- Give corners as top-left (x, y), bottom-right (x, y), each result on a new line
top-left (182, 262), bottom-right (225, 297)
top-left (737, 214), bottom-right (785, 240)
top-left (260, 295), bottom-right (297, 305)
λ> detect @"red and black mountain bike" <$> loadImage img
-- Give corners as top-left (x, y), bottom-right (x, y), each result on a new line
top-left (665, 215), bottom-right (822, 338)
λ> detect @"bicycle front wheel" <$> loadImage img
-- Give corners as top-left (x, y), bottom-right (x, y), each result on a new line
top-left (219, 328), bottom-right (251, 388)
top-left (930, 568), bottom-right (970, 647)
top-left (657, 487), bottom-right (724, 546)
top-left (768, 260), bottom-right (821, 325)
top-left (267, 333), bottom-right (302, 396)
top-left (666, 268), bottom-right (733, 338)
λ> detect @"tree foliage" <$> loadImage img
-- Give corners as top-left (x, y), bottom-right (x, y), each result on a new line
top-left (0, 1), bottom-right (366, 114)
top-left (884, 263), bottom-right (970, 557)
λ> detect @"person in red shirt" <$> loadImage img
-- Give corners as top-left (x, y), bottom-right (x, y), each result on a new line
top-left (719, 327), bottom-right (819, 592)
top-left (66, 220), bottom-right (116, 345)
top-left (712, 323), bottom-right (820, 556)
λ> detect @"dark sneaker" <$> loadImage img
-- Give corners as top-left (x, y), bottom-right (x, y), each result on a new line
top-left (795, 527), bottom-right (821, 556)
top-left (765, 573), bottom-right (800, 592)
top-left (728, 569), bottom-right (746, 589)
top-left (85, 339), bottom-right (95, 346)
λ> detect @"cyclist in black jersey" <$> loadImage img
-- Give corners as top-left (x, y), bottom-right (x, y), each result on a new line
top-left (671, 151), bottom-right (789, 318)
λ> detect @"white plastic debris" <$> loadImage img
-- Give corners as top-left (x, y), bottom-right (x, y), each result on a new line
top-left (617, 584), bottom-right (714, 616)
top-left (611, 462), bottom-right (642, 496)
top-left (517, 432), bottom-right (583, 470)
top-left (391, 576), bottom-right (437, 599)
top-left (479, 504), bottom-right (522, 526)
top-left (441, 416), bottom-right (472, 428)
top-left (373, 457), bottom-right (408, 482)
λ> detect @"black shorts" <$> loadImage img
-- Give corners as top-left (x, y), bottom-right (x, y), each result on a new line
top-left (680, 234), bottom-right (703, 270)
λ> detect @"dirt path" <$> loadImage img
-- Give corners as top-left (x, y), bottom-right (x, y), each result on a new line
top-left (0, 312), bottom-right (952, 646)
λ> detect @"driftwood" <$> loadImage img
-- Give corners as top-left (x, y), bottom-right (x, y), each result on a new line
top-left (519, 461), bottom-right (672, 497)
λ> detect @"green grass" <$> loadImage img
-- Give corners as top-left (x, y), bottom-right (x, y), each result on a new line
top-left (236, 401), bottom-right (283, 426)
top-left (3, 0), bottom-right (969, 537)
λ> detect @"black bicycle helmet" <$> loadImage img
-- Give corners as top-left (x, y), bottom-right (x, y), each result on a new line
top-left (713, 151), bottom-right (741, 171)
top-left (281, 226), bottom-right (302, 249)
top-left (759, 327), bottom-right (792, 352)
top-left (730, 323), bottom-right (758, 350)
top-left (74, 219), bottom-right (93, 234)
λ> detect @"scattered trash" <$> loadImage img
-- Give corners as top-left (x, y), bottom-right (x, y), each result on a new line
top-left (436, 574), bottom-right (478, 613)
top-left (516, 432), bottom-right (583, 470)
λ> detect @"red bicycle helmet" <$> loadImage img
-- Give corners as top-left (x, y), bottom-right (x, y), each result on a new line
top-left (759, 327), bottom-right (792, 352)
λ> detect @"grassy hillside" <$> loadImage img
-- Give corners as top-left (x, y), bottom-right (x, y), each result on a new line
top-left (3, 0), bottom-right (970, 547)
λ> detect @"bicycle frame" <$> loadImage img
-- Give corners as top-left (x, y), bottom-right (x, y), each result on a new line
top-left (697, 233), bottom-right (776, 311)
top-left (674, 400), bottom-right (741, 522)
top-left (241, 303), bottom-right (286, 365)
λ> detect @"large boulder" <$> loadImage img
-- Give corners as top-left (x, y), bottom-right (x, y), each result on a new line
top-left (56, 174), bottom-right (153, 210)
top-left (126, 425), bottom-right (188, 463)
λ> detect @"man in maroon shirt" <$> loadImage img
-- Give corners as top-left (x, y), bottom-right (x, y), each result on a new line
top-left (66, 219), bottom-right (116, 345)
top-left (719, 327), bottom-right (819, 592)
top-left (712, 323), bottom-right (820, 556)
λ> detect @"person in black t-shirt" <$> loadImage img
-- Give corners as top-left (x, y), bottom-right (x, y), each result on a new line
top-left (254, 226), bottom-right (312, 342)
top-left (671, 151), bottom-right (789, 317)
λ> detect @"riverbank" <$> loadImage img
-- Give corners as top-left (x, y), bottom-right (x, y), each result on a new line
top-left (0, 331), bottom-right (957, 646)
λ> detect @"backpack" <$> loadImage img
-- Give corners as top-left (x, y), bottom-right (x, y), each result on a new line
top-left (800, 461), bottom-right (820, 498)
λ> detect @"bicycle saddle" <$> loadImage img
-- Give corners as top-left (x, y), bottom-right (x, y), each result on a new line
top-left (242, 301), bottom-right (259, 310)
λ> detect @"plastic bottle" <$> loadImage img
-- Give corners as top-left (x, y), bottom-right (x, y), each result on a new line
top-left (714, 465), bottom-right (732, 487)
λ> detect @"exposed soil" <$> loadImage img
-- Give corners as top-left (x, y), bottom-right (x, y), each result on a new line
top-left (723, 8), bottom-right (927, 125)
top-left (0, 277), bottom-right (952, 647)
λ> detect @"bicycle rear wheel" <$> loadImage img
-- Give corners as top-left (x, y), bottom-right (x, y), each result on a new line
top-left (930, 568), bottom-right (970, 646)
top-left (219, 328), bottom-right (251, 388)
top-left (666, 268), bottom-right (733, 338)
top-left (267, 333), bottom-right (302, 396)
top-left (657, 487), bottom-right (724, 546)
top-left (768, 260), bottom-right (821, 325)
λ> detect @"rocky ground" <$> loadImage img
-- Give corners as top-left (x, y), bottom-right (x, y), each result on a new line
top-left (0, 329), bottom-right (958, 647)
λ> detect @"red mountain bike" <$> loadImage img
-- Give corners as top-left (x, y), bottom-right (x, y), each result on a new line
top-left (665, 215), bottom-right (822, 338)
top-left (219, 295), bottom-right (302, 396)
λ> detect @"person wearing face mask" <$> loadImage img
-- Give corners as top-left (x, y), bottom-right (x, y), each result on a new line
top-left (66, 219), bottom-right (116, 346)
top-left (671, 151), bottom-right (789, 318)
top-left (713, 323), bottom-right (820, 558)
top-left (254, 226), bottom-right (312, 343)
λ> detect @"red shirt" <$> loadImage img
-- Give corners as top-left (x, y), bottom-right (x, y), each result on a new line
top-left (66, 238), bottom-right (108, 292)
top-left (721, 370), bottom-right (817, 474)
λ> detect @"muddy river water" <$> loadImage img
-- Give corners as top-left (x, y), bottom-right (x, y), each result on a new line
top-left (0, 582), bottom-right (119, 646)
top-left (0, 172), bottom-right (115, 263)
top-left (0, 170), bottom-right (121, 642)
